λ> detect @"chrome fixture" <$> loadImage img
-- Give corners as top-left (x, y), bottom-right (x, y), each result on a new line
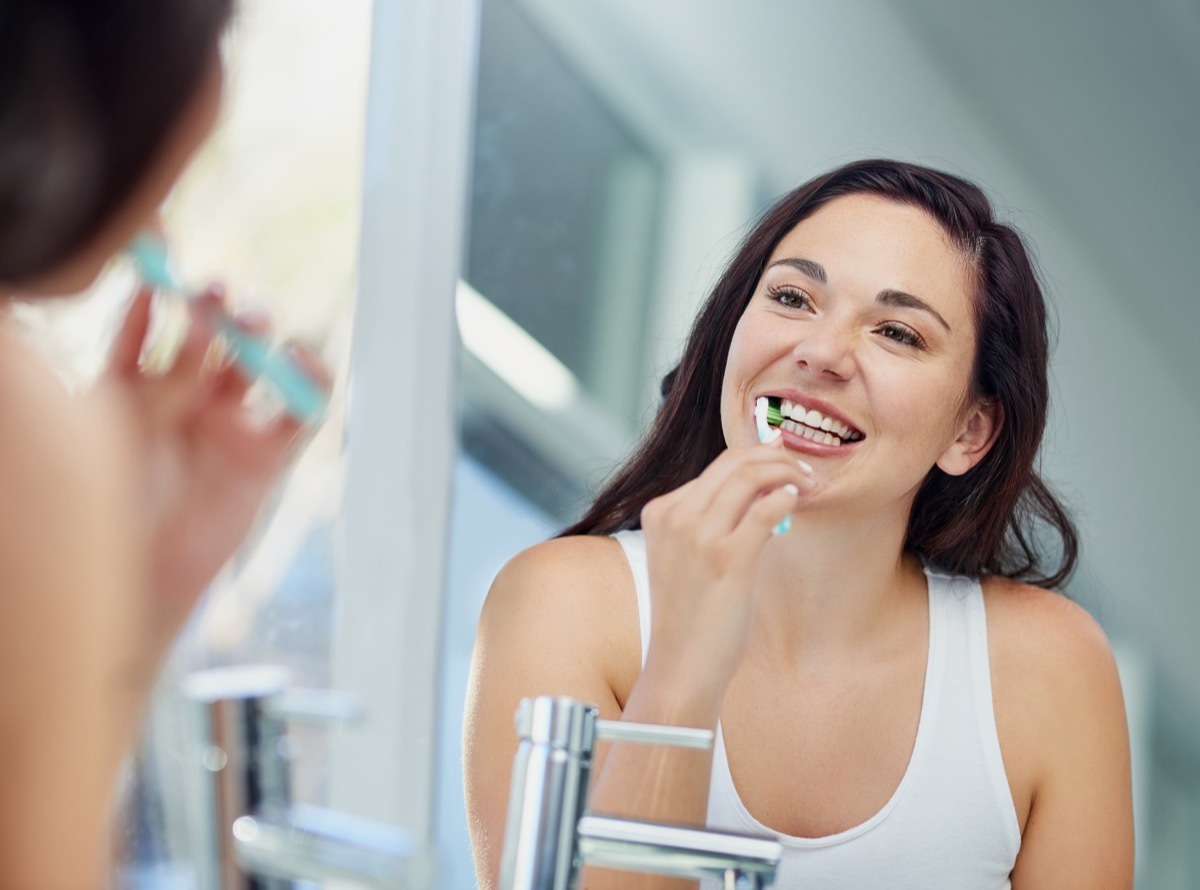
top-left (498, 695), bottom-right (781, 890)
top-left (183, 665), bottom-right (420, 889)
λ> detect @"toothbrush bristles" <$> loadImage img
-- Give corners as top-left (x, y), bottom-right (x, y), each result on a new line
top-left (766, 397), bottom-right (784, 427)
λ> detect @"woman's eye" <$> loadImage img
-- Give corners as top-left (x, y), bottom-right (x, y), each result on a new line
top-left (878, 323), bottom-right (926, 349)
top-left (767, 285), bottom-right (812, 310)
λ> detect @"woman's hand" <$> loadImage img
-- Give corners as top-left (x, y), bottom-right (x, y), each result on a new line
top-left (638, 435), bottom-right (813, 712)
top-left (102, 285), bottom-right (331, 661)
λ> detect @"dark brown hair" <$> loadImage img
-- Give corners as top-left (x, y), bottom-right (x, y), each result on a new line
top-left (0, 0), bottom-right (234, 282)
top-left (563, 158), bottom-right (1078, 589)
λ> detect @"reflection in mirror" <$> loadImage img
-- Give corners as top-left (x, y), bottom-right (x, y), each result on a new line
top-left (442, 1), bottom-right (1200, 888)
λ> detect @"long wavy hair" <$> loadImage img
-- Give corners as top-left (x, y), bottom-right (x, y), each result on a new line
top-left (0, 0), bottom-right (234, 282)
top-left (561, 158), bottom-right (1078, 589)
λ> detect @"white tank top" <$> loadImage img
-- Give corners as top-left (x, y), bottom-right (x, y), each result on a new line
top-left (614, 529), bottom-right (1021, 889)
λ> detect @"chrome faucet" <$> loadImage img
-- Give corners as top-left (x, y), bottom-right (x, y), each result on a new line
top-left (183, 665), bottom-right (420, 889)
top-left (498, 696), bottom-right (781, 890)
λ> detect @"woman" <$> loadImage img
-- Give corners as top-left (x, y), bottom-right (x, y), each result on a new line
top-left (0, 2), bottom-right (327, 886)
top-left (464, 160), bottom-right (1133, 888)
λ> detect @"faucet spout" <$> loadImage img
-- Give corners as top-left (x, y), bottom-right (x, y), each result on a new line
top-left (232, 804), bottom-right (418, 888)
top-left (577, 815), bottom-right (780, 888)
top-left (497, 696), bottom-right (781, 889)
top-left (183, 665), bottom-right (425, 889)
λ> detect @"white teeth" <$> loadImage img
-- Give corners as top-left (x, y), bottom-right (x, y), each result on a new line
top-left (774, 400), bottom-right (860, 444)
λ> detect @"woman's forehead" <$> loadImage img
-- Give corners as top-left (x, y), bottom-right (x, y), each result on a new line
top-left (772, 194), bottom-right (957, 257)
top-left (764, 194), bottom-right (976, 322)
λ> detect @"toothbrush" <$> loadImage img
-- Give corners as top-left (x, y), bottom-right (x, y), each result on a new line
top-left (755, 396), bottom-right (791, 536)
top-left (127, 232), bottom-right (328, 426)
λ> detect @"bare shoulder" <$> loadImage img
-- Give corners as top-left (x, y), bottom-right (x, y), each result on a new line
top-left (981, 575), bottom-right (1119, 683)
top-left (0, 333), bottom-right (117, 503)
top-left (487, 534), bottom-right (633, 604)
top-left (479, 534), bottom-right (641, 698)
top-left (483, 534), bottom-right (634, 623)
top-left (0, 328), bottom-right (138, 580)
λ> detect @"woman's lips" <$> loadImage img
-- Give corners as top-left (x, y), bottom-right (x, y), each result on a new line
top-left (776, 421), bottom-right (863, 456)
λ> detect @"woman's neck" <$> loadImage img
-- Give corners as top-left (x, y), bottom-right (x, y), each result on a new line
top-left (746, 504), bottom-right (926, 667)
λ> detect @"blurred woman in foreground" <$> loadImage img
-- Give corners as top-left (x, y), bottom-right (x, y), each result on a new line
top-left (0, 2), bottom-right (328, 885)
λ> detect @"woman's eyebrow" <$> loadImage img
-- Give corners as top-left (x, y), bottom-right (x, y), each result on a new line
top-left (767, 257), bottom-right (952, 332)
top-left (765, 257), bottom-right (827, 283)
top-left (878, 289), bottom-right (951, 331)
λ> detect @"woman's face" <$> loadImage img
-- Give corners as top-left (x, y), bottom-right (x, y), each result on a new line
top-left (720, 193), bottom-right (995, 516)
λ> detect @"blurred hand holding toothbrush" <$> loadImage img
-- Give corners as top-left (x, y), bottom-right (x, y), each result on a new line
top-left (128, 231), bottom-right (329, 425)
top-left (104, 233), bottom-right (333, 659)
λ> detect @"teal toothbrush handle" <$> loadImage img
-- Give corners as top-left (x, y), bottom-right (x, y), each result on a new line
top-left (128, 233), bottom-right (327, 425)
top-left (206, 311), bottom-right (328, 425)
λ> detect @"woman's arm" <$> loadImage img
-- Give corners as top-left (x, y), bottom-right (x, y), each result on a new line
top-left (993, 584), bottom-right (1135, 889)
top-left (0, 335), bottom-right (146, 888)
top-left (464, 536), bottom-right (720, 890)
top-left (0, 292), bottom-right (328, 888)
top-left (464, 443), bottom-right (811, 890)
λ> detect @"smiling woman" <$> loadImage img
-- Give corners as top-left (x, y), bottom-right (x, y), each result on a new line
top-left (463, 159), bottom-right (1132, 889)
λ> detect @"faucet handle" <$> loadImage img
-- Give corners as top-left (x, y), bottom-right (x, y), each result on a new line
top-left (594, 719), bottom-right (713, 750)
top-left (264, 687), bottom-right (363, 727)
top-left (512, 696), bottom-right (714, 754)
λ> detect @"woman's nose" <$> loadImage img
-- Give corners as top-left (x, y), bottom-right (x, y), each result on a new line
top-left (790, 321), bottom-right (856, 380)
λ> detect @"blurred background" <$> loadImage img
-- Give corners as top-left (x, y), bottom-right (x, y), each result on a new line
top-left (17, 0), bottom-right (1197, 887)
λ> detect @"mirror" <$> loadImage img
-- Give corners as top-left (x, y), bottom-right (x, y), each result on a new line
top-left (441, 0), bottom-right (1200, 886)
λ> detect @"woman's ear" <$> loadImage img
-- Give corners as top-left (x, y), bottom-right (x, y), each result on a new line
top-left (936, 398), bottom-right (1002, 477)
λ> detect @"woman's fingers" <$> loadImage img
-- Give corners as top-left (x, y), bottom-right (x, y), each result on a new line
top-left (209, 307), bottom-right (271, 401)
top-left (168, 292), bottom-right (223, 382)
top-left (255, 342), bottom-right (333, 440)
top-left (657, 444), bottom-right (812, 537)
top-left (702, 457), bottom-right (813, 538)
top-left (109, 287), bottom-right (155, 376)
top-left (281, 340), bottom-right (333, 392)
top-left (680, 438), bottom-right (811, 515)
top-left (728, 481), bottom-right (804, 556)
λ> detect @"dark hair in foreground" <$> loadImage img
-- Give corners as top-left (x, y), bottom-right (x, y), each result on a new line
top-left (0, 0), bottom-right (234, 282)
top-left (562, 158), bottom-right (1078, 589)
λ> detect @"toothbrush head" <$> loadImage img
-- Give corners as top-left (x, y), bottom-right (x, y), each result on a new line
top-left (766, 398), bottom-right (784, 427)
top-left (755, 396), bottom-right (784, 442)
top-left (756, 396), bottom-right (791, 535)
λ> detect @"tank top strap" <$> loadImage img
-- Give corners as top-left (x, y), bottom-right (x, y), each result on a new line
top-left (614, 529), bottom-right (652, 666)
top-left (921, 566), bottom-right (1021, 850)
